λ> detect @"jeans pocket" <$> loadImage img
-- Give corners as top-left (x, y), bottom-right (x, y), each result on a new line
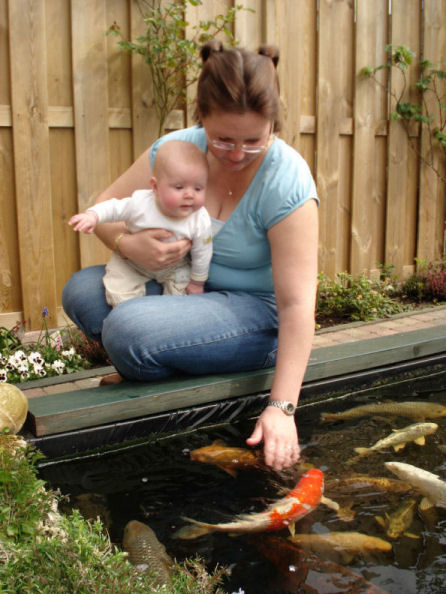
top-left (262, 348), bottom-right (277, 368)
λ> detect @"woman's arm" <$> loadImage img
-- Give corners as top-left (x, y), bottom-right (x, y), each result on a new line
top-left (93, 148), bottom-right (191, 270)
top-left (246, 199), bottom-right (319, 470)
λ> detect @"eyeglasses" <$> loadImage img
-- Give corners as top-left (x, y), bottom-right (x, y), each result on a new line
top-left (207, 138), bottom-right (267, 154)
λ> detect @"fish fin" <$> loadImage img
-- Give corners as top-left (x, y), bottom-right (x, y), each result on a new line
top-left (320, 413), bottom-right (338, 423)
top-left (287, 522), bottom-right (296, 538)
top-left (393, 443), bottom-right (406, 452)
top-left (172, 517), bottom-right (215, 539)
top-left (374, 515), bottom-right (386, 529)
top-left (404, 532), bottom-right (420, 539)
top-left (353, 447), bottom-right (369, 456)
top-left (217, 464), bottom-right (237, 478)
top-left (320, 495), bottom-right (340, 511)
top-left (419, 497), bottom-right (435, 511)
top-left (337, 500), bottom-right (356, 522)
top-left (414, 436), bottom-right (426, 446)
top-left (340, 551), bottom-right (355, 564)
top-left (172, 525), bottom-right (211, 540)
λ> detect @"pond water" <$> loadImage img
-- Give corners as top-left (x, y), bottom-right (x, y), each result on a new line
top-left (39, 367), bottom-right (446, 593)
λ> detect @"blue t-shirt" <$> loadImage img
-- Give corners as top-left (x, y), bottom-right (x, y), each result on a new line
top-left (150, 126), bottom-right (318, 296)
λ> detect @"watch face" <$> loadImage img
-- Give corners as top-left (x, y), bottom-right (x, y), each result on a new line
top-left (286, 403), bottom-right (295, 414)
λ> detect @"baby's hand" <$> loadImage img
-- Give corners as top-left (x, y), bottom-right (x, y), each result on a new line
top-left (186, 280), bottom-right (205, 295)
top-left (68, 211), bottom-right (98, 234)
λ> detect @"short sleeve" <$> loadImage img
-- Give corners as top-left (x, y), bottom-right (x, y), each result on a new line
top-left (258, 140), bottom-right (318, 230)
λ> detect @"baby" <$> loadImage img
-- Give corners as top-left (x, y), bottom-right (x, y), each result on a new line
top-left (69, 140), bottom-right (212, 307)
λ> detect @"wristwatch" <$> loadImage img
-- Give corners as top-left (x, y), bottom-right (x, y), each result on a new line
top-left (267, 400), bottom-right (296, 416)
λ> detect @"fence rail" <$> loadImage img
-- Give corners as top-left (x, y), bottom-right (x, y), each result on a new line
top-left (0, 0), bottom-right (444, 329)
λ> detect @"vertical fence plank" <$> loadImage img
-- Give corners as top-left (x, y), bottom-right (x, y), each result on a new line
top-left (297, 1), bottom-right (317, 170)
top-left (9, 0), bottom-right (58, 329)
top-left (0, 0), bottom-right (22, 317)
top-left (234, 0), bottom-right (262, 49)
top-left (71, 0), bottom-right (111, 269)
top-left (316, 0), bottom-right (354, 275)
top-left (351, 0), bottom-right (388, 274)
top-left (130, 0), bottom-right (159, 157)
top-left (266, 1), bottom-right (302, 149)
top-left (417, 0), bottom-right (446, 262)
top-left (385, 0), bottom-right (421, 277)
top-left (46, 0), bottom-right (80, 310)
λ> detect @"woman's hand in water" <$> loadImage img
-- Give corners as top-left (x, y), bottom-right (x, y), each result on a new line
top-left (246, 406), bottom-right (300, 471)
top-left (118, 228), bottom-right (192, 271)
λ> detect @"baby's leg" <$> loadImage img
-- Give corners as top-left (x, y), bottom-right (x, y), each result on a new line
top-left (104, 252), bottom-right (155, 307)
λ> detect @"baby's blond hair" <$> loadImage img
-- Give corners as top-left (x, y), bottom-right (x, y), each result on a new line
top-left (153, 140), bottom-right (208, 179)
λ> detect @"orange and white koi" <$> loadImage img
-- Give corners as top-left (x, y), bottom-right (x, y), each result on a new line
top-left (173, 468), bottom-right (324, 540)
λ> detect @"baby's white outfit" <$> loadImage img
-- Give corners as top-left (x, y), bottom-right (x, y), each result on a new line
top-left (88, 189), bottom-right (212, 306)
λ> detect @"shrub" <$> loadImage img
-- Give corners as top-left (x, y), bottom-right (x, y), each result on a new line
top-left (316, 271), bottom-right (408, 322)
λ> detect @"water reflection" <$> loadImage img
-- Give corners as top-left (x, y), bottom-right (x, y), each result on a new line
top-left (40, 368), bottom-right (446, 593)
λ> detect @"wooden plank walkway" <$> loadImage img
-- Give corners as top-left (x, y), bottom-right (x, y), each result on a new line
top-left (26, 321), bottom-right (446, 437)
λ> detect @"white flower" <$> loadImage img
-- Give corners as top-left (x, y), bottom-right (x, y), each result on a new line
top-left (61, 347), bottom-right (76, 359)
top-left (51, 360), bottom-right (66, 374)
top-left (17, 362), bottom-right (29, 373)
top-left (13, 350), bottom-right (27, 362)
top-left (33, 363), bottom-right (46, 377)
top-left (28, 351), bottom-right (44, 364)
top-left (20, 370), bottom-right (30, 380)
top-left (0, 369), bottom-right (7, 382)
top-left (0, 355), bottom-right (7, 366)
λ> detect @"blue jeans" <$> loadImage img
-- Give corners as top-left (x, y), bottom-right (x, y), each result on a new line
top-left (62, 266), bottom-right (278, 381)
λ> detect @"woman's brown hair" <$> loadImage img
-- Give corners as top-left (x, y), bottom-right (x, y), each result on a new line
top-left (195, 41), bottom-right (281, 131)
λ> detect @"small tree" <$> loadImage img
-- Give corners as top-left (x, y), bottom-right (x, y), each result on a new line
top-left (361, 45), bottom-right (446, 184)
top-left (108, 0), bottom-right (250, 136)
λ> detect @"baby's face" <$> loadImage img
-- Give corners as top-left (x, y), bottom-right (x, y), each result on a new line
top-left (156, 161), bottom-right (207, 218)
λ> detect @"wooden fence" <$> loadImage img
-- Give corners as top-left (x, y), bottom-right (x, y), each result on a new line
top-left (0, 0), bottom-right (445, 330)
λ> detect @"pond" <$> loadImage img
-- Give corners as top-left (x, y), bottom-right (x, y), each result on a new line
top-left (39, 367), bottom-right (446, 593)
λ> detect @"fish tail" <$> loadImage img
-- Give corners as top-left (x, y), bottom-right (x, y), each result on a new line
top-left (354, 447), bottom-right (369, 456)
top-left (320, 413), bottom-right (338, 423)
top-left (172, 517), bottom-right (214, 540)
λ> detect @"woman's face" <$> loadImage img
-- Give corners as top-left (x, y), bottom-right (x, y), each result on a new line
top-left (202, 111), bottom-right (272, 171)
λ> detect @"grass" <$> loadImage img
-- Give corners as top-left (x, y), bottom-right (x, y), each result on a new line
top-left (0, 434), bottom-right (229, 593)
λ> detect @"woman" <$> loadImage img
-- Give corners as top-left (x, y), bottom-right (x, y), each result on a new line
top-left (63, 41), bottom-right (319, 471)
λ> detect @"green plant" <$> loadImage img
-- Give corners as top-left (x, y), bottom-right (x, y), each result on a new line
top-left (0, 309), bottom-right (92, 384)
top-left (361, 45), bottom-right (446, 184)
top-left (108, 0), bottom-right (250, 135)
top-left (401, 258), bottom-right (446, 302)
top-left (0, 437), bottom-right (229, 593)
top-left (316, 271), bottom-right (408, 322)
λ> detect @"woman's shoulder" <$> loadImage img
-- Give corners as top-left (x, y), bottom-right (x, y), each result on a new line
top-left (268, 137), bottom-right (312, 176)
top-left (149, 126), bottom-right (206, 165)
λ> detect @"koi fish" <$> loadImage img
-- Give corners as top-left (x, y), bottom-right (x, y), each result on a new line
top-left (385, 461), bottom-right (446, 510)
top-left (288, 531), bottom-right (392, 564)
top-left (122, 520), bottom-right (174, 587)
top-left (173, 468), bottom-right (324, 540)
top-left (353, 422), bottom-right (438, 457)
top-left (189, 440), bottom-right (264, 477)
top-left (325, 474), bottom-right (413, 495)
top-left (375, 498), bottom-right (418, 539)
top-left (320, 400), bottom-right (446, 423)
top-left (253, 535), bottom-right (390, 593)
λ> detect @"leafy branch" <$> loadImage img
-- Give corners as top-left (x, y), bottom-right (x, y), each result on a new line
top-left (108, 0), bottom-right (251, 136)
top-left (361, 44), bottom-right (446, 184)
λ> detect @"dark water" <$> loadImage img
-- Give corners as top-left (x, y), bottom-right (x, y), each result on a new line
top-left (39, 368), bottom-right (446, 593)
